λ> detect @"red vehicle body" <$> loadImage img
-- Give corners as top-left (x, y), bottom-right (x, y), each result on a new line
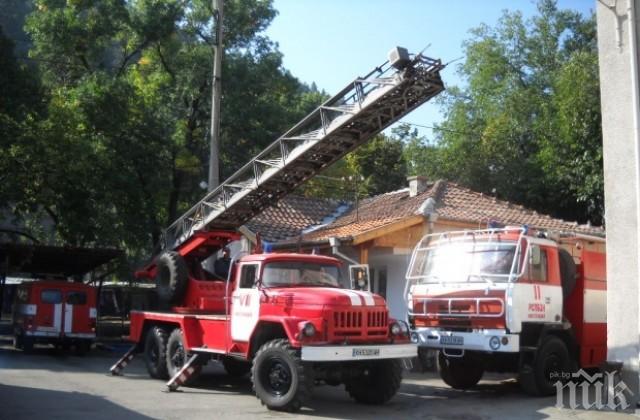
top-left (13, 280), bottom-right (97, 354)
top-left (405, 227), bottom-right (606, 396)
top-left (114, 232), bottom-right (414, 412)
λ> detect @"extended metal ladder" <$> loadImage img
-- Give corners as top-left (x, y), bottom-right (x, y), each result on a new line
top-left (161, 49), bottom-right (445, 252)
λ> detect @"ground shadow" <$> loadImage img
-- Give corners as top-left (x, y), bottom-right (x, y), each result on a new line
top-left (0, 383), bottom-right (154, 420)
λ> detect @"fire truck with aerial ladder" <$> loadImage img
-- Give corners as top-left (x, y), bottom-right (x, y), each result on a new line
top-left (110, 47), bottom-right (445, 411)
top-left (404, 225), bottom-right (606, 396)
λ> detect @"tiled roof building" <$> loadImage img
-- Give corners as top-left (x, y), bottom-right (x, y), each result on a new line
top-left (245, 195), bottom-right (349, 242)
top-left (298, 178), bottom-right (604, 243)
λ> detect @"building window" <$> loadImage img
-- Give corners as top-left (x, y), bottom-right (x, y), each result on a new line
top-left (377, 268), bottom-right (387, 299)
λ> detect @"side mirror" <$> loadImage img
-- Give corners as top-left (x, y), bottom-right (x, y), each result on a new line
top-left (530, 245), bottom-right (541, 266)
top-left (349, 264), bottom-right (370, 291)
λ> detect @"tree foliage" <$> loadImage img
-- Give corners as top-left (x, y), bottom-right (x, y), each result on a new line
top-left (1, 0), bottom-right (323, 256)
top-left (422, 0), bottom-right (602, 225)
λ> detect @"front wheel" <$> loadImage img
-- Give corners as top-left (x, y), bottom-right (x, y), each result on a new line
top-left (345, 359), bottom-right (403, 404)
top-left (166, 329), bottom-right (201, 385)
top-left (519, 336), bottom-right (570, 396)
top-left (144, 326), bottom-right (169, 379)
top-left (438, 351), bottom-right (484, 390)
top-left (13, 333), bottom-right (23, 350)
top-left (251, 339), bottom-right (311, 412)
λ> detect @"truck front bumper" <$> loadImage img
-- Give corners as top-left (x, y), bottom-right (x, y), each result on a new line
top-left (412, 327), bottom-right (520, 353)
top-left (301, 343), bottom-right (417, 362)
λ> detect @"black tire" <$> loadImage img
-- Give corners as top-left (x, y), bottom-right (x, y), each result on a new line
top-left (75, 340), bottom-right (91, 356)
top-left (144, 326), bottom-right (170, 379)
top-left (558, 248), bottom-right (577, 300)
top-left (166, 329), bottom-right (201, 385)
top-left (345, 359), bottom-right (403, 404)
top-left (222, 356), bottom-right (251, 377)
top-left (22, 336), bottom-right (34, 353)
top-left (155, 252), bottom-right (189, 304)
top-left (251, 339), bottom-right (311, 412)
top-left (437, 351), bottom-right (484, 390)
top-left (13, 333), bottom-right (23, 350)
top-left (519, 336), bottom-right (570, 396)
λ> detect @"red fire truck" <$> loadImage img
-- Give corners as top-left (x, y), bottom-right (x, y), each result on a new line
top-left (110, 48), bottom-right (445, 411)
top-left (404, 226), bottom-right (606, 396)
top-left (13, 280), bottom-right (97, 354)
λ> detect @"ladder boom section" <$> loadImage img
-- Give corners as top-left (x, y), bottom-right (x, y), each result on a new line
top-left (162, 52), bottom-right (445, 252)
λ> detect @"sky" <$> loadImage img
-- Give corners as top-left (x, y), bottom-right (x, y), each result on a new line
top-left (264, 0), bottom-right (595, 138)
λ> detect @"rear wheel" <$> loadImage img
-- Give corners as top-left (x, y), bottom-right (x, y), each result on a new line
top-left (222, 356), bottom-right (251, 377)
top-left (166, 329), bottom-right (201, 385)
top-left (438, 351), bottom-right (484, 390)
top-left (251, 339), bottom-right (310, 412)
top-left (144, 326), bottom-right (170, 379)
top-left (22, 336), bottom-right (34, 353)
top-left (345, 359), bottom-right (403, 404)
top-left (75, 340), bottom-right (91, 356)
top-left (519, 336), bottom-right (570, 396)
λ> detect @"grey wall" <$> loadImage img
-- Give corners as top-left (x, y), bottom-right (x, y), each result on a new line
top-left (597, 0), bottom-right (640, 403)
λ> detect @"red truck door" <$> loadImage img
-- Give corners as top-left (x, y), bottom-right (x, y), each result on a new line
top-left (35, 288), bottom-right (63, 335)
top-left (64, 289), bottom-right (95, 336)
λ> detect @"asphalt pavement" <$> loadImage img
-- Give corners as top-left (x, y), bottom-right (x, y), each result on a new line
top-left (0, 337), bottom-right (635, 420)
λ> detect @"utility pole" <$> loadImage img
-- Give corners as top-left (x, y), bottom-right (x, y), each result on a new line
top-left (208, 0), bottom-right (224, 192)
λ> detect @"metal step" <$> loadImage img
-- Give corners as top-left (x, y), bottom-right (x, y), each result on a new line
top-left (161, 51), bottom-right (445, 252)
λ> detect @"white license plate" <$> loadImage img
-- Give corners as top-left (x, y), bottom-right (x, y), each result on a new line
top-left (440, 335), bottom-right (464, 346)
top-left (352, 348), bottom-right (380, 357)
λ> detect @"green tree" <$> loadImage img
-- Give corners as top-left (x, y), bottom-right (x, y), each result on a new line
top-left (1, 0), bottom-right (323, 255)
top-left (430, 0), bottom-right (602, 224)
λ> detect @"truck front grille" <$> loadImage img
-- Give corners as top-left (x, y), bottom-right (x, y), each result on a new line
top-left (332, 309), bottom-right (388, 338)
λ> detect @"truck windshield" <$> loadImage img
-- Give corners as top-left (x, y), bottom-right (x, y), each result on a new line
top-left (409, 241), bottom-right (518, 284)
top-left (262, 262), bottom-right (341, 288)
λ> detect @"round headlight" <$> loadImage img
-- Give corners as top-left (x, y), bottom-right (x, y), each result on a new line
top-left (302, 322), bottom-right (316, 337)
top-left (390, 322), bottom-right (402, 336)
top-left (489, 336), bottom-right (501, 351)
top-left (411, 332), bottom-right (419, 343)
top-left (398, 320), bottom-right (409, 335)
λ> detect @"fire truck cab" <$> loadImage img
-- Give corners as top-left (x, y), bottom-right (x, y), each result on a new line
top-left (13, 280), bottom-right (97, 354)
top-left (405, 227), bottom-right (606, 396)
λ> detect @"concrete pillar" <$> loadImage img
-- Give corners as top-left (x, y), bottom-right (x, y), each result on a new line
top-left (597, 0), bottom-right (640, 405)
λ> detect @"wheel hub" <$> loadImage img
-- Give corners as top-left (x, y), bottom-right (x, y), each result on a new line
top-left (263, 359), bottom-right (292, 396)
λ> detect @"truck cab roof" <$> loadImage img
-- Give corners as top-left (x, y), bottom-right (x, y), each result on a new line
top-left (238, 253), bottom-right (341, 266)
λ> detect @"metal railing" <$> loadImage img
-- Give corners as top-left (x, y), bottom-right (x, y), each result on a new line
top-left (159, 52), bottom-right (445, 253)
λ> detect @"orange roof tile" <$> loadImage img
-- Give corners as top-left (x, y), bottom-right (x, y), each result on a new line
top-left (298, 180), bottom-right (604, 243)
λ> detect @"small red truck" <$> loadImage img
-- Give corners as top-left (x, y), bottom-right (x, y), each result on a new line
top-left (111, 49), bottom-right (445, 411)
top-left (13, 280), bottom-right (97, 354)
top-left (405, 226), bottom-right (606, 396)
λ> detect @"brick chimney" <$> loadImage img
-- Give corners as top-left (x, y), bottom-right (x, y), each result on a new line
top-left (408, 176), bottom-right (429, 197)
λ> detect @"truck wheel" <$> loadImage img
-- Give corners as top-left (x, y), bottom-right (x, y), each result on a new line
top-left (519, 336), bottom-right (570, 396)
top-left (345, 359), bottom-right (403, 404)
top-left (438, 351), bottom-right (484, 390)
top-left (166, 329), bottom-right (201, 385)
top-left (144, 326), bottom-right (170, 379)
top-left (222, 356), bottom-right (251, 377)
top-left (251, 339), bottom-right (310, 412)
top-left (155, 252), bottom-right (188, 304)
top-left (75, 340), bottom-right (91, 356)
top-left (22, 336), bottom-right (34, 353)
top-left (558, 248), bottom-right (577, 300)
top-left (13, 333), bottom-right (23, 350)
